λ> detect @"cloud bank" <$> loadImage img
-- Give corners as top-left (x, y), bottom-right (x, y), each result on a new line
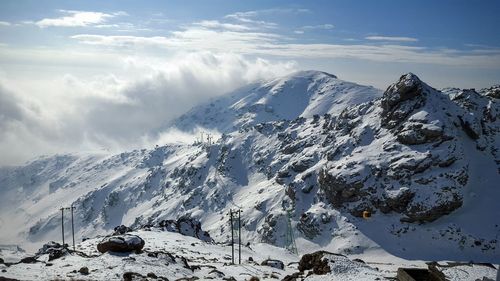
top-left (0, 52), bottom-right (296, 166)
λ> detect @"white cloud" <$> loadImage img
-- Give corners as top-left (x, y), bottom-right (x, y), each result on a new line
top-left (224, 9), bottom-right (285, 29)
top-left (193, 20), bottom-right (250, 31)
top-left (294, 24), bottom-right (334, 34)
top-left (69, 31), bottom-right (500, 68)
top-left (0, 52), bottom-right (296, 165)
top-left (0, 21), bottom-right (11, 26)
top-left (35, 10), bottom-right (124, 28)
top-left (365, 36), bottom-right (418, 42)
top-left (302, 24), bottom-right (334, 30)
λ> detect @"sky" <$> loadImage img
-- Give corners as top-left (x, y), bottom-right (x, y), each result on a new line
top-left (0, 0), bottom-right (499, 165)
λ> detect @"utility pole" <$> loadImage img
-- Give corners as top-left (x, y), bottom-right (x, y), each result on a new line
top-left (238, 210), bottom-right (241, 265)
top-left (60, 207), bottom-right (65, 247)
top-left (230, 209), bottom-right (234, 265)
top-left (206, 133), bottom-right (212, 146)
top-left (70, 205), bottom-right (76, 250)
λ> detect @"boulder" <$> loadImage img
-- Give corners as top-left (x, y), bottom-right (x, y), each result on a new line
top-left (261, 259), bottom-right (285, 270)
top-left (36, 241), bottom-right (68, 261)
top-left (19, 256), bottom-right (38, 264)
top-left (78, 266), bottom-right (89, 275)
top-left (97, 234), bottom-right (145, 253)
top-left (298, 251), bottom-right (342, 275)
top-left (157, 216), bottom-right (212, 242)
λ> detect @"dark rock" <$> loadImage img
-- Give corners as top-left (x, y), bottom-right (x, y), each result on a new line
top-left (383, 187), bottom-right (415, 213)
top-left (290, 158), bottom-right (313, 173)
top-left (156, 216), bottom-right (212, 242)
top-left (36, 241), bottom-right (69, 261)
top-left (113, 225), bottom-right (133, 235)
top-left (123, 271), bottom-right (141, 281)
top-left (282, 272), bottom-right (303, 281)
top-left (297, 213), bottom-right (321, 239)
top-left (248, 277), bottom-right (260, 281)
top-left (79, 266), bottom-right (89, 275)
top-left (318, 169), bottom-right (365, 207)
top-left (404, 193), bottom-right (463, 223)
top-left (261, 259), bottom-right (284, 270)
top-left (457, 115), bottom-right (480, 140)
top-left (147, 272), bottom-right (157, 278)
top-left (299, 251), bottom-right (343, 275)
top-left (396, 123), bottom-right (444, 145)
top-left (207, 269), bottom-right (224, 278)
top-left (97, 234), bottom-right (145, 253)
top-left (19, 256), bottom-right (38, 264)
top-left (381, 73), bottom-right (426, 129)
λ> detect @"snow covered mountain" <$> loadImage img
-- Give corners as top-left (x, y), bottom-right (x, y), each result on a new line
top-left (0, 70), bottom-right (498, 268)
top-left (169, 70), bottom-right (382, 132)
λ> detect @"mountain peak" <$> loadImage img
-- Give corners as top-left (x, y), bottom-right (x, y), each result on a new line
top-left (170, 70), bottom-right (381, 132)
top-left (382, 73), bottom-right (426, 108)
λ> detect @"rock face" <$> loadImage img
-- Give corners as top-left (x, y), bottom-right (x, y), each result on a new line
top-left (97, 234), bottom-right (145, 253)
top-left (381, 73), bottom-right (426, 129)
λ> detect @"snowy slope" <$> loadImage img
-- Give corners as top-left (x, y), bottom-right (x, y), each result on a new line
top-left (0, 229), bottom-right (496, 281)
top-left (0, 71), bottom-right (499, 277)
top-left (169, 70), bottom-right (382, 132)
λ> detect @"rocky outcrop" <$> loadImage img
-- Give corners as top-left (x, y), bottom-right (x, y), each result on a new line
top-left (97, 234), bottom-right (145, 253)
top-left (381, 73), bottom-right (426, 129)
top-left (318, 169), bottom-right (366, 207)
top-left (396, 122), bottom-right (447, 145)
top-left (404, 193), bottom-right (463, 223)
top-left (157, 216), bottom-right (212, 242)
top-left (298, 251), bottom-right (340, 274)
top-left (113, 225), bottom-right (133, 235)
top-left (36, 241), bottom-right (69, 261)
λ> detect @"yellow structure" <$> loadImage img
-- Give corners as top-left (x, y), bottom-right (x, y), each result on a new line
top-left (362, 210), bottom-right (371, 219)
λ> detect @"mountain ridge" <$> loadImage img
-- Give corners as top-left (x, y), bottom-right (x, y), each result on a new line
top-left (0, 71), bottom-right (498, 265)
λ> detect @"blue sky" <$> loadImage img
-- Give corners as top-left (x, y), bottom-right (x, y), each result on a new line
top-left (0, 0), bottom-right (499, 164)
top-left (1, 0), bottom-right (499, 87)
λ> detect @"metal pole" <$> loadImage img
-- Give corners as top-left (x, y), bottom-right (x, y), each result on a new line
top-left (71, 206), bottom-right (75, 251)
top-left (230, 210), bottom-right (234, 265)
top-left (238, 209), bottom-right (241, 264)
top-left (60, 207), bottom-right (65, 247)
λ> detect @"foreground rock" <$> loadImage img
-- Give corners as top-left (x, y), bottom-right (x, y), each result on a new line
top-left (97, 234), bottom-right (145, 253)
top-left (36, 241), bottom-right (69, 261)
top-left (283, 251), bottom-right (383, 280)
